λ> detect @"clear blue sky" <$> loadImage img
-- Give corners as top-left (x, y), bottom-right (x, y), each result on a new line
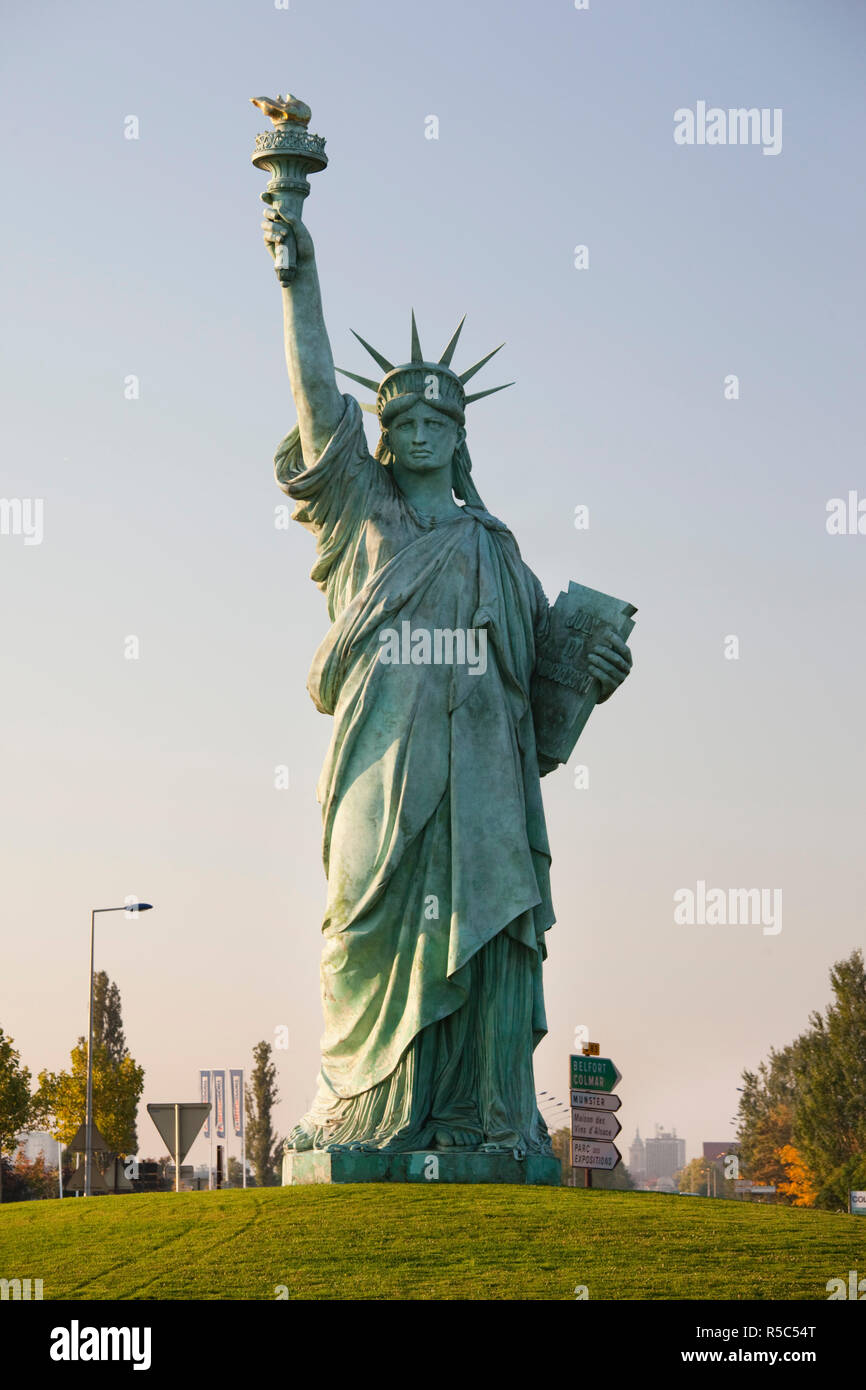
top-left (2, 0), bottom-right (864, 1169)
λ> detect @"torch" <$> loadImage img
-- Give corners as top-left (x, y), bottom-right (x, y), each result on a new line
top-left (250, 92), bottom-right (328, 286)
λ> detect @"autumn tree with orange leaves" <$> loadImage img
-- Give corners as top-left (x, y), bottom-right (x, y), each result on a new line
top-left (737, 950), bottom-right (866, 1211)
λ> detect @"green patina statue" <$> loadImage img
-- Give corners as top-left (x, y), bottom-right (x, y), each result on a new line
top-left (252, 95), bottom-right (634, 1166)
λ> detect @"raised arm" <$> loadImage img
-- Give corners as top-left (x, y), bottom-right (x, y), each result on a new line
top-left (262, 207), bottom-right (344, 466)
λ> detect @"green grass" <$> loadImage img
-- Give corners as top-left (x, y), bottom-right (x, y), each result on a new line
top-left (1, 1186), bottom-right (864, 1300)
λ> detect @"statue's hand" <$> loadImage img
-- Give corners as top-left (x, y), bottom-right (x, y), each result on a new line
top-left (261, 204), bottom-right (315, 266)
top-left (588, 632), bottom-right (633, 703)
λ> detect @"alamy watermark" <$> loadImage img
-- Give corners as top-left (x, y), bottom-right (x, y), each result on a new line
top-left (50, 1322), bottom-right (151, 1369)
top-left (0, 498), bottom-right (43, 545)
top-left (1, 1277), bottom-right (43, 1300)
top-left (827, 1271), bottom-right (866, 1299)
top-left (826, 492), bottom-right (866, 535)
top-left (674, 880), bottom-right (782, 936)
top-left (378, 623), bottom-right (487, 675)
top-left (674, 102), bottom-right (782, 157)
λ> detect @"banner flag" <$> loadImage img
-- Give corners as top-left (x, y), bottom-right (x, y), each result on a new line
top-left (230, 1069), bottom-right (244, 1138)
top-left (213, 1070), bottom-right (226, 1140)
top-left (200, 1070), bottom-right (212, 1138)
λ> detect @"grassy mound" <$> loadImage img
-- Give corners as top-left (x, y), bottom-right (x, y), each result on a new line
top-left (1, 1185), bottom-right (862, 1300)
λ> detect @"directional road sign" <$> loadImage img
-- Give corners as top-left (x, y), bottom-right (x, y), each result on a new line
top-left (571, 1109), bottom-right (622, 1142)
top-left (570, 1089), bottom-right (622, 1112)
top-left (571, 1138), bottom-right (622, 1171)
top-left (569, 1055), bottom-right (621, 1091)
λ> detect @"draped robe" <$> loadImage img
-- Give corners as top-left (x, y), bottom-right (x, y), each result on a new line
top-left (277, 395), bottom-right (556, 1153)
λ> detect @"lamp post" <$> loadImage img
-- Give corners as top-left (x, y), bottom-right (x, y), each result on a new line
top-left (85, 901), bottom-right (152, 1197)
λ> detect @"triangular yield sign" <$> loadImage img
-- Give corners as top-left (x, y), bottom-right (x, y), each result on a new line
top-left (66, 1122), bottom-right (112, 1154)
top-left (66, 1166), bottom-right (110, 1192)
top-left (146, 1103), bottom-right (210, 1165)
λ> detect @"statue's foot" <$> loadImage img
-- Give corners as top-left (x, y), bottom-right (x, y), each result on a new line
top-left (285, 1120), bottom-right (317, 1153)
top-left (432, 1125), bottom-right (481, 1150)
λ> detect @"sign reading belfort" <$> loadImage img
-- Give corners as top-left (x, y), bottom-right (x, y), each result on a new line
top-left (569, 1056), bottom-right (622, 1092)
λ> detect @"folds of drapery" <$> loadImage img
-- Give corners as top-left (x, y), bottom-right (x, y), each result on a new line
top-left (276, 395), bottom-right (555, 1100)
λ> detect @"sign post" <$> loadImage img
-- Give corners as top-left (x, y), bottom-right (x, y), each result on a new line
top-left (569, 1051), bottom-right (622, 1188)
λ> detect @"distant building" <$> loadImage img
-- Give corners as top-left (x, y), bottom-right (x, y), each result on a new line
top-left (15, 1131), bottom-right (59, 1165)
top-left (703, 1141), bottom-right (737, 1163)
top-left (628, 1128), bottom-right (646, 1184)
top-left (644, 1126), bottom-right (686, 1183)
top-left (701, 1141), bottom-right (741, 1183)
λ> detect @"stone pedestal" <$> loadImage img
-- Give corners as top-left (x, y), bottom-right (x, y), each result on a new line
top-left (282, 1149), bottom-right (561, 1187)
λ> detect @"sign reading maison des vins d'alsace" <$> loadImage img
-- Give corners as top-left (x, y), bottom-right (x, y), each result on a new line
top-left (570, 1108), bottom-right (622, 1143)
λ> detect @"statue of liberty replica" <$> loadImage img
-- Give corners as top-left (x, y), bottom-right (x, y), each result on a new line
top-left (251, 94), bottom-right (634, 1181)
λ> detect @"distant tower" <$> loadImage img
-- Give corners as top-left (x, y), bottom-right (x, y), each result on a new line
top-left (629, 1127), bottom-right (646, 1183)
top-left (644, 1125), bottom-right (686, 1184)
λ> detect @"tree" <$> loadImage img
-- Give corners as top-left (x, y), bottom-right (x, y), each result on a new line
top-left (794, 951), bottom-right (866, 1209)
top-left (38, 1038), bottom-right (144, 1159)
top-left (737, 950), bottom-right (866, 1211)
top-left (39, 974), bottom-right (142, 1161)
top-left (737, 1043), bottom-right (802, 1191)
top-left (550, 1125), bottom-right (570, 1180)
top-left (91, 971), bottom-right (127, 1066)
top-left (776, 1144), bottom-right (818, 1207)
top-left (587, 1161), bottom-right (635, 1191)
top-left (245, 1041), bottom-right (282, 1186)
top-left (0, 1157), bottom-right (30, 1203)
top-left (227, 1156), bottom-right (245, 1188)
top-left (0, 1028), bottom-right (44, 1203)
top-left (675, 1155), bottom-right (737, 1198)
top-left (8, 1151), bottom-right (57, 1202)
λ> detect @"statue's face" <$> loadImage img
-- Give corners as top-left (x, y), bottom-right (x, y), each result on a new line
top-left (385, 401), bottom-right (462, 477)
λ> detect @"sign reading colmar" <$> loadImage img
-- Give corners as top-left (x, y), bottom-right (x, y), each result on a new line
top-left (569, 1055), bottom-right (622, 1091)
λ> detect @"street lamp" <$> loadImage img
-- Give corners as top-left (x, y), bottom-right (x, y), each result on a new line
top-left (84, 902), bottom-right (152, 1197)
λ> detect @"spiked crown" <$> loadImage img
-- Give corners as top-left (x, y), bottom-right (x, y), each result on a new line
top-left (337, 312), bottom-right (513, 422)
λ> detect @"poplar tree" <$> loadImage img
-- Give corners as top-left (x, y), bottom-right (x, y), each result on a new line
top-left (245, 1041), bottom-right (282, 1186)
top-left (38, 974), bottom-right (142, 1159)
top-left (92, 971), bottom-right (127, 1066)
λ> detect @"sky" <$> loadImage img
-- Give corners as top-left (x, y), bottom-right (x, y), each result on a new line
top-left (1, 0), bottom-right (864, 1174)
